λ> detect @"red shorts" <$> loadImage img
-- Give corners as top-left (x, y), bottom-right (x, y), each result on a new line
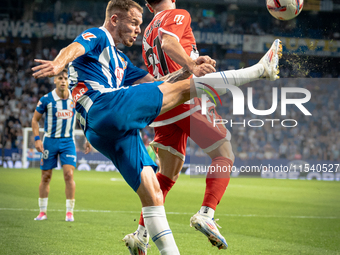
top-left (151, 99), bottom-right (231, 160)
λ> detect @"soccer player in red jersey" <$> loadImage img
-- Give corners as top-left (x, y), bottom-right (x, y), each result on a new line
top-left (124, 0), bottom-right (281, 252)
top-left (124, 0), bottom-right (237, 252)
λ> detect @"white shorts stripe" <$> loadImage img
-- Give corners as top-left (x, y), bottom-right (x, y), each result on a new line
top-left (150, 105), bottom-right (201, 127)
top-left (150, 141), bottom-right (185, 161)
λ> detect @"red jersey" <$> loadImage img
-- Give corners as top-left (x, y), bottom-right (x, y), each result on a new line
top-left (142, 9), bottom-right (199, 126)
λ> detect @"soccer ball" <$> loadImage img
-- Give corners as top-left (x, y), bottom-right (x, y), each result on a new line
top-left (267, 0), bottom-right (304, 20)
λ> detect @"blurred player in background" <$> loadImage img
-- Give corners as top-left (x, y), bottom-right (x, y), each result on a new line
top-left (124, 0), bottom-right (282, 253)
top-left (32, 0), bottom-right (281, 253)
top-left (32, 69), bottom-right (91, 222)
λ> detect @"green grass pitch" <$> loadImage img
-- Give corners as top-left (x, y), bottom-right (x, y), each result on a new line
top-left (0, 168), bottom-right (339, 254)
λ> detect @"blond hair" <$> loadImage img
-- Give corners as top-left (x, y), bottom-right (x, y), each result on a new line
top-left (105, 0), bottom-right (143, 20)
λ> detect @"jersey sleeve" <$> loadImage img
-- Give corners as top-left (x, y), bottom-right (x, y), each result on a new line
top-left (36, 96), bottom-right (48, 114)
top-left (73, 28), bottom-right (103, 54)
top-left (121, 53), bottom-right (149, 85)
top-left (159, 9), bottom-right (191, 41)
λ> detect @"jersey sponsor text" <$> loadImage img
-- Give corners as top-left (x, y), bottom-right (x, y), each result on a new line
top-left (56, 110), bottom-right (74, 119)
top-left (72, 83), bottom-right (88, 103)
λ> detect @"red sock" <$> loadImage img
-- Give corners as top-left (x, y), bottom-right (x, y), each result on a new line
top-left (138, 172), bottom-right (176, 226)
top-left (202, 156), bottom-right (232, 210)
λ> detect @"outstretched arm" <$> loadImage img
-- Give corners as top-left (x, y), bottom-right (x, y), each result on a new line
top-left (156, 68), bottom-right (192, 83)
top-left (161, 34), bottom-right (216, 77)
top-left (32, 42), bottom-right (85, 79)
top-left (135, 67), bottom-right (193, 84)
top-left (157, 54), bottom-right (217, 83)
top-left (140, 34), bottom-right (217, 83)
top-left (137, 55), bottom-right (216, 84)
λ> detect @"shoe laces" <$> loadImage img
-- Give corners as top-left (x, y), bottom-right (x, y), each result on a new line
top-left (135, 231), bottom-right (151, 248)
top-left (212, 218), bottom-right (221, 229)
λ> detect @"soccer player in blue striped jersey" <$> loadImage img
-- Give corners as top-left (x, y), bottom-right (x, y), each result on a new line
top-left (32, 69), bottom-right (91, 222)
top-left (32, 0), bottom-right (281, 253)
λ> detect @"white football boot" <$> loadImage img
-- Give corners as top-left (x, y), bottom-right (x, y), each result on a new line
top-left (190, 213), bottom-right (228, 250)
top-left (65, 212), bottom-right (74, 222)
top-left (123, 231), bottom-right (149, 255)
top-left (259, 39), bottom-right (283, 81)
top-left (34, 212), bottom-right (47, 221)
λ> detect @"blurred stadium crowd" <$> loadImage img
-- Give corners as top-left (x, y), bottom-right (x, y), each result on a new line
top-left (17, 0), bottom-right (340, 40)
top-left (211, 79), bottom-right (340, 161)
top-left (1, 0), bottom-right (339, 162)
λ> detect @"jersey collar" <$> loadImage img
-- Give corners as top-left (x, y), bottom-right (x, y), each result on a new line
top-left (52, 89), bottom-right (72, 101)
top-left (99, 26), bottom-right (115, 46)
top-left (155, 10), bottom-right (165, 17)
top-left (152, 10), bottom-right (165, 21)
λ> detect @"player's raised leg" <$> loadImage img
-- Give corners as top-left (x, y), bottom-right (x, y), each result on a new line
top-left (34, 169), bottom-right (52, 220)
top-left (158, 39), bottom-right (283, 115)
top-left (193, 39), bottom-right (282, 97)
top-left (63, 164), bottom-right (76, 222)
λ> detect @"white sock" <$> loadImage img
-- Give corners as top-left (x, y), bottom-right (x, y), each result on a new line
top-left (39, 198), bottom-right (48, 213)
top-left (66, 199), bottom-right (75, 213)
top-left (194, 64), bottom-right (264, 97)
top-left (137, 224), bottom-right (149, 241)
top-left (142, 206), bottom-right (180, 255)
top-left (199, 206), bottom-right (215, 219)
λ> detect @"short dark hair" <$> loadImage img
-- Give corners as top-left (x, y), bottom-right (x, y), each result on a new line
top-left (106, 0), bottom-right (143, 20)
top-left (145, 0), bottom-right (163, 7)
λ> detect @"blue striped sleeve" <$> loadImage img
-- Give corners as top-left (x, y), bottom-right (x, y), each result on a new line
top-left (74, 28), bottom-right (103, 54)
top-left (36, 95), bottom-right (48, 114)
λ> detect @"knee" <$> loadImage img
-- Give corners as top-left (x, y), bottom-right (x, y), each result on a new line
top-left (225, 150), bottom-right (235, 163)
top-left (209, 148), bottom-right (235, 163)
top-left (64, 171), bottom-right (74, 182)
top-left (172, 173), bottom-right (180, 182)
top-left (138, 184), bottom-right (164, 206)
top-left (41, 172), bottom-right (52, 183)
top-left (210, 141), bottom-right (235, 163)
top-left (153, 187), bottom-right (164, 205)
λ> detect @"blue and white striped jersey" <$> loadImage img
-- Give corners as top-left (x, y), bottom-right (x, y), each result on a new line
top-left (36, 89), bottom-right (76, 138)
top-left (68, 26), bottom-right (149, 131)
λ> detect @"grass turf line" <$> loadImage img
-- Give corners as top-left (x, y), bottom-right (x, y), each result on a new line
top-left (0, 168), bottom-right (339, 254)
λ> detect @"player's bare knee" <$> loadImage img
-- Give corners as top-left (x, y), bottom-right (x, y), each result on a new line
top-left (154, 188), bottom-right (163, 205)
top-left (220, 145), bottom-right (235, 163)
top-left (137, 187), bottom-right (163, 206)
top-left (172, 173), bottom-right (180, 182)
top-left (63, 165), bottom-right (74, 182)
top-left (41, 171), bottom-right (52, 183)
top-left (63, 171), bottom-right (74, 182)
top-left (218, 149), bottom-right (235, 163)
top-left (144, 182), bottom-right (163, 205)
top-left (226, 151), bottom-right (235, 163)
top-left (208, 141), bottom-right (235, 163)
